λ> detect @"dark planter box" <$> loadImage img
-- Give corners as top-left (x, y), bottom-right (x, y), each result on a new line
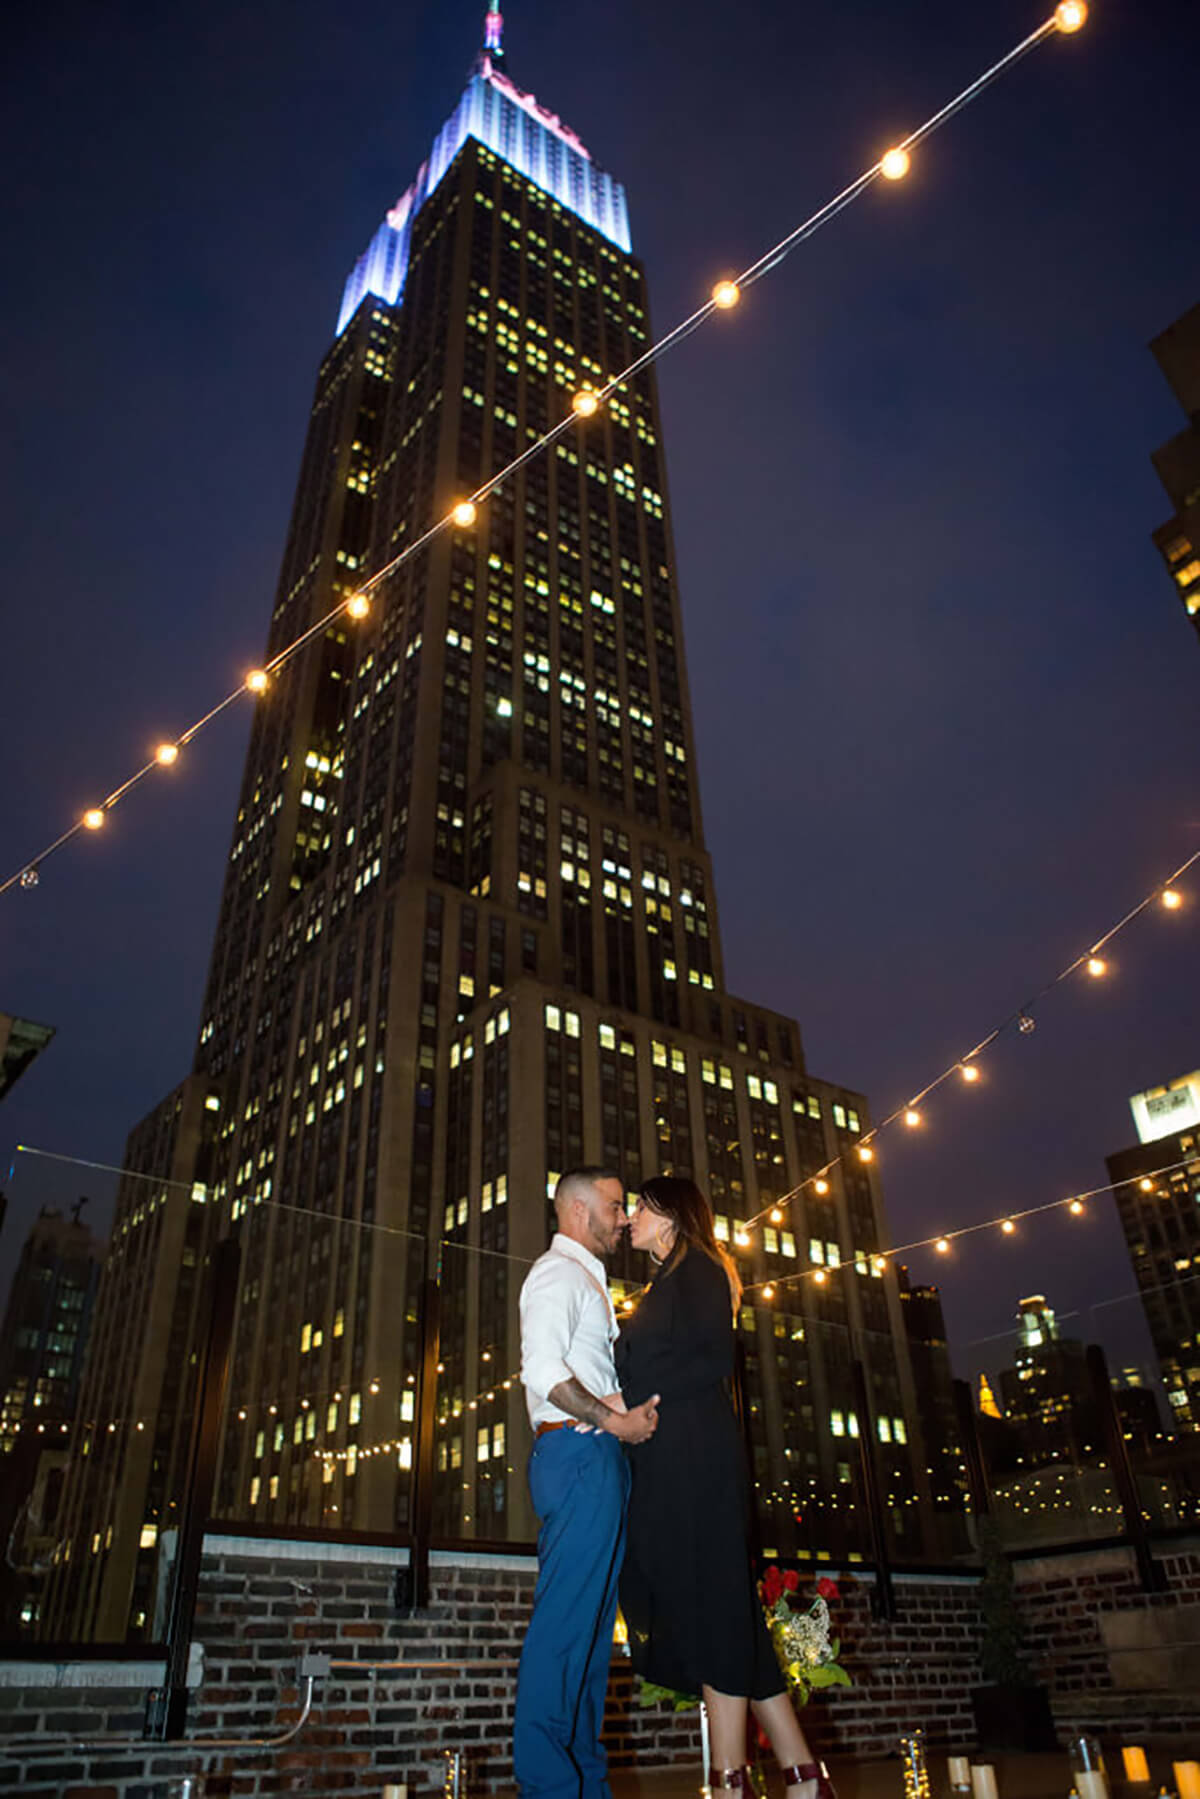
top-left (971, 1683), bottom-right (1058, 1753)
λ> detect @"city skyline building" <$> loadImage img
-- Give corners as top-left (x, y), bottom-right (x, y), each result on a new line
top-left (1150, 301), bottom-right (1200, 640)
top-left (1106, 1070), bottom-right (1200, 1433)
top-left (45, 6), bottom-right (954, 1640)
top-left (0, 1203), bottom-right (101, 1635)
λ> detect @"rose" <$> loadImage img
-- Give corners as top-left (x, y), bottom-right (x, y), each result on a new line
top-left (761, 1566), bottom-right (784, 1606)
top-left (782, 1569), bottom-right (799, 1592)
top-left (816, 1577), bottom-right (839, 1601)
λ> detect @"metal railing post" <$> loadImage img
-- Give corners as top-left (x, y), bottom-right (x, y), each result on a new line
top-left (145, 1236), bottom-right (240, 1739)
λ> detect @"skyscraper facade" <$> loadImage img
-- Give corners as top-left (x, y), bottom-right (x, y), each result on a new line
top-left (46, 9), bottom-right (955, 1641)
top-left (1107, 1069), bottom-right (1200, 1433)
top-left (1150, 302), bottom-right (1200, 640)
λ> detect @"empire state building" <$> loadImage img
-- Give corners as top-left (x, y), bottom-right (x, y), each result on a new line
top-left (47, 8), bottom-right (947, 1643)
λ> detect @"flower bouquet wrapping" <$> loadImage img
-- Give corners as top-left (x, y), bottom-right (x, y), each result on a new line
top-left (760, 1570), bottom-right (851, 1704)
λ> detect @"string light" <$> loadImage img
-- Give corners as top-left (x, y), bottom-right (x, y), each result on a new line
top-left (1161, 888), bottom-right (1183, 911)
top-left (813, 1178), bottom-right (831, 1196)
top-left (82, 808), bottom-right (105, 831)
top-left (769, 1207), bottom-right (784, 1225)
top-left (571, 389), bottom-right (600, 416)
top-left (1069, 1199), bottom-right (1085, 1215)
top-left (960, 1062), bottom-right (980, 1084)
top-left (1, 7), bottom-right (1090, 902)
top-left (880, 147), bottom-right (911, 180)
top-left (1001, 1219), bottom-right (1016, 1235)
top-left (346, 593), bottom-right (371, 620)
top-left (857, 1144), bottom-right (875, 1163)
top-left (154, 743), bottom-right (179, 767)
top-left (1086, 954), bottom-right (1107, 978)
top-left (903, 1108), bottom-right (922, 1129)
top-left (711, 279), bottom-right (740, 309)
top-left (934, 1238), bottom-right (951, 1255)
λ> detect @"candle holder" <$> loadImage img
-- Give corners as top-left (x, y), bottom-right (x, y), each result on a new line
top-left (970, 1763), bottom-right (999, 1799)
top-left (1172, 1764), bottom-right (1200, 1799)
top-left (1069, 1734), bottom-right (1109, 1799)
top-left (900, 1730), bottom-right (931, 1799)
top-left (948, 1757), bottom-right (972, 1796)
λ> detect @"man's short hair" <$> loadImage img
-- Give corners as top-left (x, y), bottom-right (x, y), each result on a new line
top-left (554, 1166), bottom-right (622, 1211)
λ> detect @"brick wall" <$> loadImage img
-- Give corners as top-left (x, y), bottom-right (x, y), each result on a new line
top-left (2, 1535), bottom-right (1198, 1797)
top-left (1013, 1543), bottom-right (1200, 1741)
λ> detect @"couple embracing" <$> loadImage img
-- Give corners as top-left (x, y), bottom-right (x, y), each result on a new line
top-left (513, 1168), bottom-right (833, 1799)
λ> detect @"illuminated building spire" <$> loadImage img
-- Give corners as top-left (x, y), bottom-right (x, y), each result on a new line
top-left (483, 4), bottom-right (504, 65)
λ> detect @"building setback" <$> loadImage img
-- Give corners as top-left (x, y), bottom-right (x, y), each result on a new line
top-left (46, 8), bottom-right (958, 1641)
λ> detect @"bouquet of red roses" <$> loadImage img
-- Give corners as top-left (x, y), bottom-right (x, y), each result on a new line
top-left (760, 1570), bottom-right (851, 1705)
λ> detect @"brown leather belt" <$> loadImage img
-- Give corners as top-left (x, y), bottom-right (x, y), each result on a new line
top-left (535, 1420), bottom-right (577, 1438)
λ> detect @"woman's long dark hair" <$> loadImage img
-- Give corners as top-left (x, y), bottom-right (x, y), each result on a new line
top-left (640, 1175), bottom-right (741, 1314)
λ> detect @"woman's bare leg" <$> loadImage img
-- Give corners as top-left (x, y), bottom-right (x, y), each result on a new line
top-left (702, 1686), bottom-right (749, 1778)
top-left (750, 1691), bottom-right (820, 1799)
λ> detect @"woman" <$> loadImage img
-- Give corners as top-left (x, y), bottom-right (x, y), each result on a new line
top-left (617, 1175), bottom-right (833, 1799)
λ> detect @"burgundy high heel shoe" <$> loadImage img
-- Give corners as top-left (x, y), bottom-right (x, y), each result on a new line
top-left (783, 1763), bottom-right (836, 1799)
top-left (709, 1771), bottom-right (753, 1793)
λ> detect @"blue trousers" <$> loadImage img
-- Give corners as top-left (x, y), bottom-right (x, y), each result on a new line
top-left (513, 1428), bottom-right (630, 1799)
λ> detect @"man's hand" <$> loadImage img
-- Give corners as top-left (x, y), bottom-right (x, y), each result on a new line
top-left (606, 1394), bottom-right (659, 1444)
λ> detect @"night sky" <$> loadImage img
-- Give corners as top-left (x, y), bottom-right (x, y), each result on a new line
top-left (3, 0), bottom-right (1199, 1395)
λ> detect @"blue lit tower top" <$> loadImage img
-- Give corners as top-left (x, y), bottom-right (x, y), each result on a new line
top-left (336, 6), bottom-right (631, 335)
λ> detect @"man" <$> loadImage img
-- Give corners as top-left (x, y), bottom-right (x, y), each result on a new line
top-left (514, 1167), bottom-right (660, 1799)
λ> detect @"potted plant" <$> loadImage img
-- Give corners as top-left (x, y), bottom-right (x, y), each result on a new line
top-left (970, 1519), bottom-right (1058, 1752)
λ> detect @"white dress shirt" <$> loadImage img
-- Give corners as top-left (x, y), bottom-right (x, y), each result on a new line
top-left (520, 1233), bottom-right (619, 1430)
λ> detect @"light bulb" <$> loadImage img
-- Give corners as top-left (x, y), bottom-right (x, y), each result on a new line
top-left (960, 1063), bottom-right (980, 1084)
top-left (814, 1178), bottom-right (830, 1196)
top-left (82, 808), bottom-right (105, 830)
top-left (1069, 1199), bottom-right (1085, 1216)
top-left (1086, 955), bottom-right (1107, 978)
top-left (935, 1237), bottom-right (951, 1254)
top-left (452, 500), bottom-right (477, 527)
top-left (1055, 0), bottom-right (1087, 32)
top-left (813, 1269), bottom-right (827, 1285)
top-left (155, 742), bottom-right (179, 766)
top-left (346, 593), bottom-right (370, 620)
top-left (857, 1144), bottom-right (874, 1163)
top-left (1161, 888), bottom-right (1182, 910)
top-left (769, 1207), bottom-right (784, 1225)
top-left (880, 147), bottom-right (911, 181)
top-left (572, 389), bottom-right (600, 417)
top-left (762, 1284), bottom-right (775, 1301)
top-left (1001, 1219), bottom-right (1016, 1235)
top-left (1138, 1178), bottom-right (1154, 1193)
top-left (245, 668), bottom-right (269, 693)
top-left (711, 279), bottom-right (740, 309)
top-left (904, 1108), bottom-right (921, 1128)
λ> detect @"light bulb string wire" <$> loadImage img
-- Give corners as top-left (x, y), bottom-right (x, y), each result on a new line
top-left (11, 1141), bottom-right (1195, 1442)
top-left (10, 1142), bottom-right (541, 1273)
top-left (0, 7), bottom-right (1084, 900)
top-left (741, 1152), bottom-right (1197, 1297)
top-left (740, 841), bottom-right (1200, 1235)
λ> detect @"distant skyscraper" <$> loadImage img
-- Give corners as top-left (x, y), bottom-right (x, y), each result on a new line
top-left (0, 1204), bottom-right (100, 1635)
top-left (1106, 1070), bottom-right (1200, 1432)
top-left (48, 8), bottom-right (949, 1639)
top-left (995, 1294), bottom-right (1099, 1468)
top-left (0, 1204), bottom-right (100, 1451)
top-left (1149, 302), bottom-right (1200, 639)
